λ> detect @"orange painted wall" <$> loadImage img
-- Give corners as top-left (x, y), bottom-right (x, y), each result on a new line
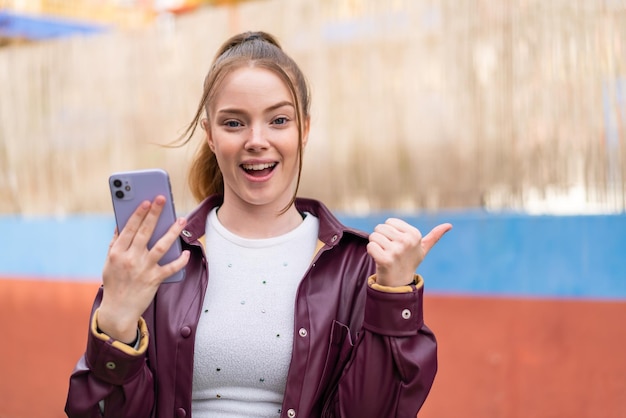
top-left (0, 279), bottom-right (100, 418)
top-left (420, 296), bottom-right (626, 418)
top-left (1, 278), bottom-right (625, 418)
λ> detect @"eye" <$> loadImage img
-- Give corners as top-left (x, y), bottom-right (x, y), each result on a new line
top-left (273, 117), bottom-right (289, 125)
top-left (224, 120), bottom-right (242, 128)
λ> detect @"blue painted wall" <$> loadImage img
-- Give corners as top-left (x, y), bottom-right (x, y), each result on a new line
top-left (0, 215), bottom-right (114, 280)
top-left (1, 211), bottom-right (625, 299)
top-left (345, 211), bottom-right (626, 300)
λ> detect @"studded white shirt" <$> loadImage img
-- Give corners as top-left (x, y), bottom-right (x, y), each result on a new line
top-left (191, 208), bottom-right (320, 417)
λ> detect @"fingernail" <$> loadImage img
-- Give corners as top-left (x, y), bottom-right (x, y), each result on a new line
top-left (178, 217), bottom-right (187, 226)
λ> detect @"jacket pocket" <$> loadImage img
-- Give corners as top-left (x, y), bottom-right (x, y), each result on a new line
top-left (317, 320), bottom-right (354, 416)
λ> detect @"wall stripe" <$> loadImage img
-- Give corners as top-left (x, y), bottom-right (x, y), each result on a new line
top-left (1, 211), bottom-right (625, 298)
top-left (344, 211), bottom-right (626, 300)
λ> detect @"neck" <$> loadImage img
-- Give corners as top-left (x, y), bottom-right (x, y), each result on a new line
top-left (216, 199), bottom-right (303, 239)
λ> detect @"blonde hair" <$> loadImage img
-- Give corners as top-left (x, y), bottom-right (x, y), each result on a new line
top-left (175, 31), bottom-right (311, 208)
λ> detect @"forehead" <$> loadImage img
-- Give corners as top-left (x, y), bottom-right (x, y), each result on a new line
top-left (213, 66), bottom-right (293, 110)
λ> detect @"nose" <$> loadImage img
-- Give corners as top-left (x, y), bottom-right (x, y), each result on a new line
top-left (244, 126), bottom-right (269, 152)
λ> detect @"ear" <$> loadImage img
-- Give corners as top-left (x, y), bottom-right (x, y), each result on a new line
top-left (301, 116), bottom-right (311, 148)
top-left (202, 118), bottom-right (215, 151)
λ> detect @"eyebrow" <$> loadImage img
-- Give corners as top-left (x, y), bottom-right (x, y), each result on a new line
top-left (217, 100), bottom-right (295, 116)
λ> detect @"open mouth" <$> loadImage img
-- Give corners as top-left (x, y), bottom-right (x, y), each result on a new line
top-left (241, 162), bottom-right (277, 177)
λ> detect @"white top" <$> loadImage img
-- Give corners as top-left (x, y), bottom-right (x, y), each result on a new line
top-left (191, 208), bottom-right (320, 417)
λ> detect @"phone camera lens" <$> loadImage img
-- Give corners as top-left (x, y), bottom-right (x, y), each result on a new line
top-left (113, 179), bottom-right (122, 188)
top-left (115, 190), bottom-right (124, 199)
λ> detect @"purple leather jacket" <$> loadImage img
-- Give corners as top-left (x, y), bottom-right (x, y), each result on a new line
top-left (66, 196), bottom-right (437, 418)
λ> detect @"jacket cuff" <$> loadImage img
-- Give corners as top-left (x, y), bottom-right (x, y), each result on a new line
top-left (85, 309), bottom-right (149, 385)
top-left (368, 274), bottom-right (423, 293)
top-left (363, 276), bottom-right (425, 337)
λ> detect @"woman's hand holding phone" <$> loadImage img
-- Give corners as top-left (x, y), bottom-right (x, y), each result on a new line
top-left (97, 195), bottom-right (190, 344)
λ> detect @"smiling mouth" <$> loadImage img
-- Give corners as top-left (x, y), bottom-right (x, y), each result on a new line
top-left (241, 162), bottom-right (277, 177)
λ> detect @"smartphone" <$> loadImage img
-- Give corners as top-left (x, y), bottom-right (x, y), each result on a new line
top-left (108, 168), bottom-right (185, 283)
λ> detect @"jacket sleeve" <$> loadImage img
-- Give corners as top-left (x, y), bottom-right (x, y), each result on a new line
top-left (65, 288), bottom-right (155, 418)
top-left (327, 274), bottom-right (437, 418)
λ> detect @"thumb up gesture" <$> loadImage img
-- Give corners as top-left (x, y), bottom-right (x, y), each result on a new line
top-left (367, 219), bottom-right (452, 287)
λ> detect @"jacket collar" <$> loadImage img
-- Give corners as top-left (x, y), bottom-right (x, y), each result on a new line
top-left (180, 195), bottom-right (368, 247)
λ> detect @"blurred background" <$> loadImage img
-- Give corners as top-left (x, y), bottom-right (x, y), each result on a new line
top-left (0, 0), bottom-right (625, 417)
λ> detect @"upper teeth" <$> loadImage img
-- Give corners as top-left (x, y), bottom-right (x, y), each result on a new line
top-left (243, 163), bottom-right (275, 170)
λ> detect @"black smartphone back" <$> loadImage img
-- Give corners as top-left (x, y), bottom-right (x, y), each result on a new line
top-left (108, 168), bottom-right (185, 283)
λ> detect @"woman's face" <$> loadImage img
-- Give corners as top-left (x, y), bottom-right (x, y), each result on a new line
top-left (204, 66), bottom-right (308, 212)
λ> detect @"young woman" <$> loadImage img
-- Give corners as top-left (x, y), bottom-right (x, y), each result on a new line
top-left (66, 31), bottom-right (452, 418)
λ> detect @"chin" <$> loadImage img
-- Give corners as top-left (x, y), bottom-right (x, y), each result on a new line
top-left (242, 191), bottom-right (293, 209)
